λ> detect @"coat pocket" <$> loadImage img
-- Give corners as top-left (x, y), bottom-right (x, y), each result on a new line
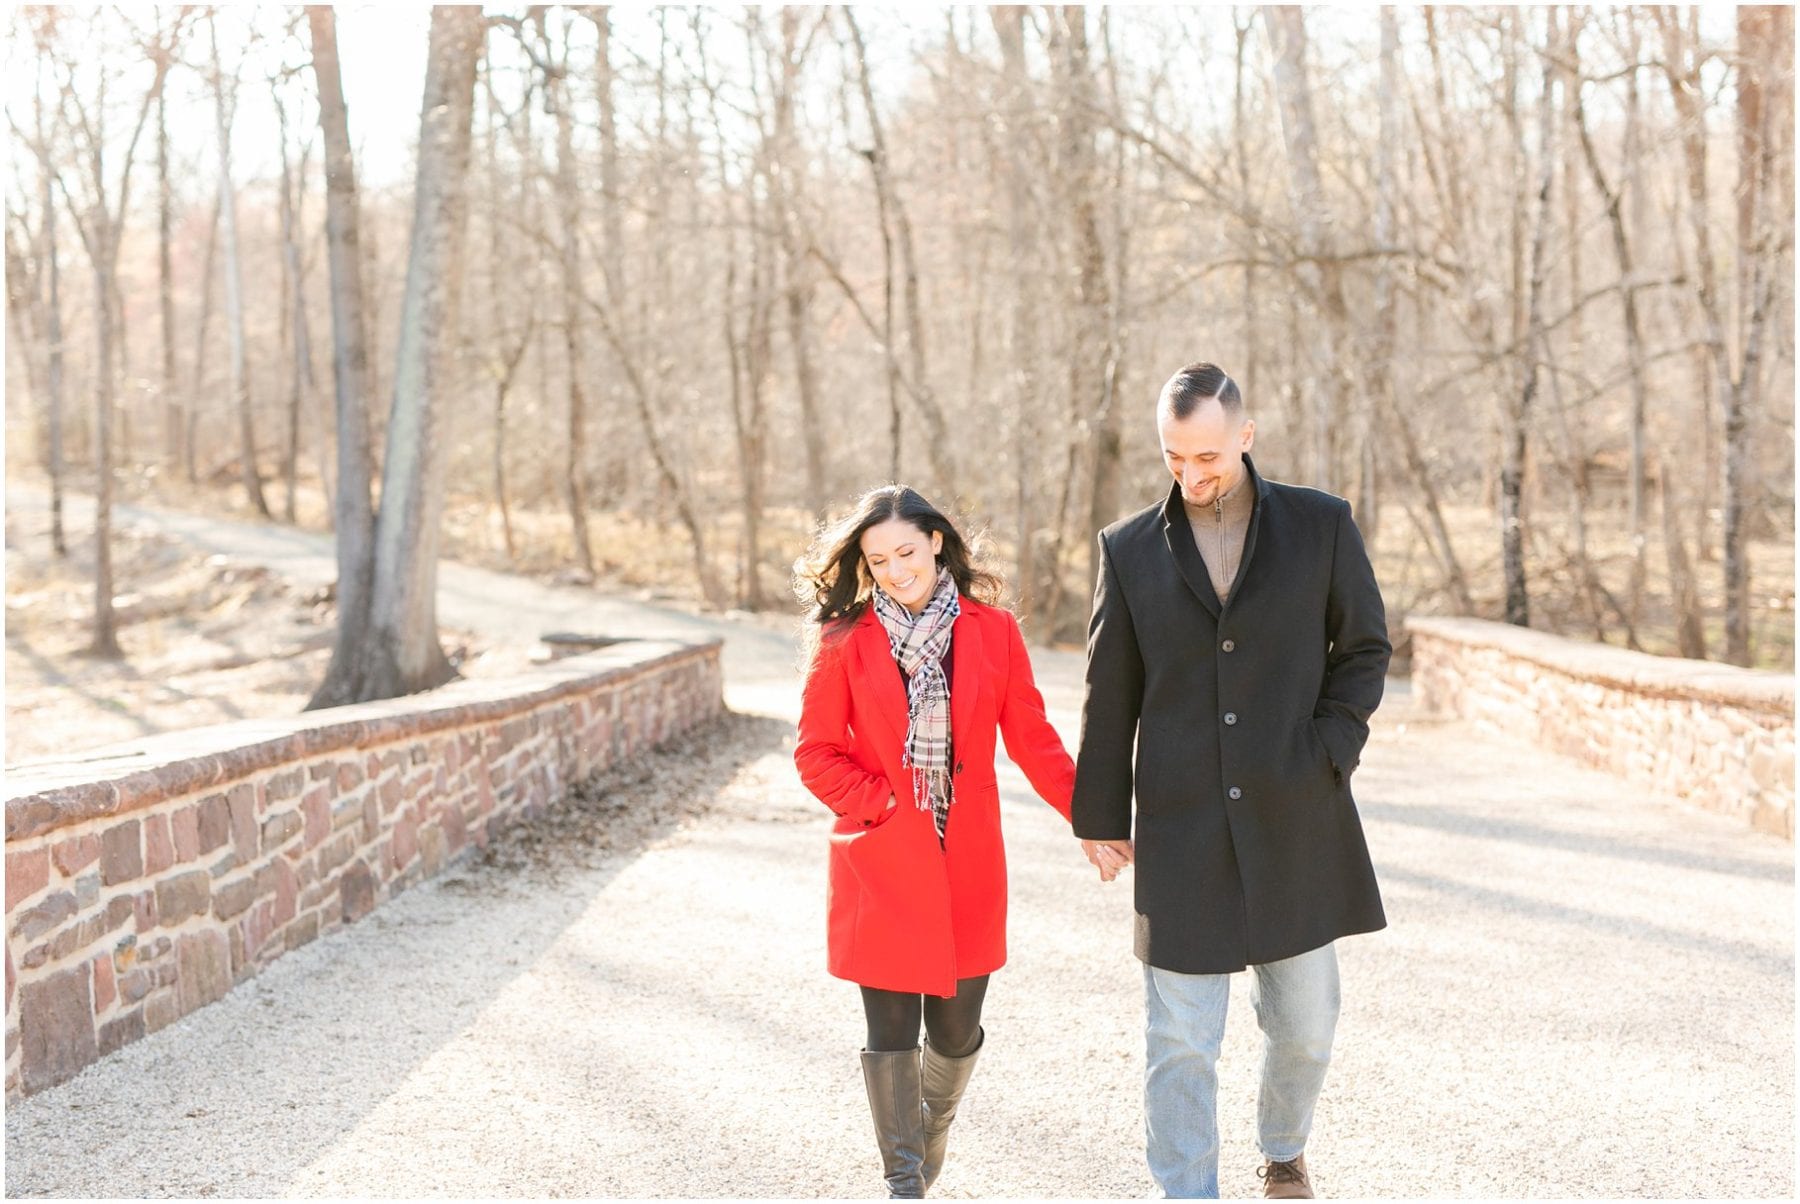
top-left (1300, 718), bottom-right (1341, 790)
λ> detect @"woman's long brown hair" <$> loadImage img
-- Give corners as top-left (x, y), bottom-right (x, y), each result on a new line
top-left (792, 485), bottom-right (1004, 663)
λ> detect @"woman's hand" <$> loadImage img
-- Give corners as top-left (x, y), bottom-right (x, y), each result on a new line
top-left (1080, 838), bottom-right (1134, 882)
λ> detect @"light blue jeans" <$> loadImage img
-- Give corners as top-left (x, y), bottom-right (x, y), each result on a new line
top-left (1143, 943), bottom-right (1340, 1199)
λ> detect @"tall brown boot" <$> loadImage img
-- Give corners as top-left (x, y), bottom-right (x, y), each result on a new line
top-left (920, 1029), bottom-right (983, 1191)
top-left (861, 1048), bottom-right (927, 1199)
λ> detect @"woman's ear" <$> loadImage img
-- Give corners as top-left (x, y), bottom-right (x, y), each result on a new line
top-left (931, 531), bottom-right (945, 558)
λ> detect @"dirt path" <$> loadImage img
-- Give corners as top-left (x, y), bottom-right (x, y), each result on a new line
top-left (5, 492), bottom-right (1791, 1198)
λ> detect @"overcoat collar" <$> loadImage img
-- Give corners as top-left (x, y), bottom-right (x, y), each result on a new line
top-left (850, 597), bottom-right (982, 755)
top-left (1160, 453), bottom-right (1271, 620)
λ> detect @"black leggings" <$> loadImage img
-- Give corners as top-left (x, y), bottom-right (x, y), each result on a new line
top-left (860, 975), bottom-right (989, 1056)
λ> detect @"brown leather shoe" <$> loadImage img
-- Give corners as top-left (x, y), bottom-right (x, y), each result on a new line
top-left (1258, 1153), bottom-right (1314, 1199)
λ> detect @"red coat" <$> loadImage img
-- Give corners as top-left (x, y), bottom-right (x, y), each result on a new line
top-left (795, 597), bottom-right (1075, 997)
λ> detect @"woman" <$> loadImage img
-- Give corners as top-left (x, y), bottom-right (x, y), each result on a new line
top-left (794, 485), bottom-right (1112, 1198)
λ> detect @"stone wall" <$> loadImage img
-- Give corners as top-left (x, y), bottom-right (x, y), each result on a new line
top-left (4, 638), bottom-right (723, 1098)
top-left (1408, 617), bottom-right (1793, 838)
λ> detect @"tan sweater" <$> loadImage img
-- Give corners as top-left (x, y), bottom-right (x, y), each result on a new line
top-left (1182, 472), bottom-right (1254, 604)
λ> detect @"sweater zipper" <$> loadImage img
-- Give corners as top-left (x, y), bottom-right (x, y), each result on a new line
top-left (1215, 497), bottom-right (1230, 600)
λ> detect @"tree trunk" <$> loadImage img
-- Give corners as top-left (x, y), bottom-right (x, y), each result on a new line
top-left (991, 6), bottom-right (1042, 619)
top-left (1264, 5), bottom-right (1350, 494)
top-left (89, 250), bottom-right (123, 657)
top-left (1658, 449), bottom-right (1707, 660)
top-left (1040, 7), bottom-right (1110, 641)
top-left (157, 60), bottom-right (180, 478)
top-left (1722, 5), bottom-right (1790, 664)
top-left (42, 123), bottom-right (68, 557)
top-left (1500, 9), bottom-right (1560, 628)
top-left (842, 13), bottom-right (902, 486)
top-left (1574, 17), bottom-right (1652, 632)
top-left (210, 13), bottom-right (270, 518)
top-left (361, 3), bottom-right (485, 699)
top-left (480, 52), bottom-right (524, 563)
top-left (187, 194), bottom-right (219, 487)
top-left (1085, 7), bottom-right (1129, 599)
top-left (548, 33), bottom-right (596, 580)
top-left (591, 4), bottom-right (629, 522)
top-left (1233, 12), bottom-right (1258, 405)
top-left (763, 11), bottom-right (828, 514)
top-left (305, 4), bottom-right (379, 709)
top-left (1362, 6), bottom-right (1405, 547)
top-left (699, 29), bottom-right (764, 606)
top-left (742, 192), bottom-right (774, 612)
top-left (274, 88), bottom-right (313, 525)
top-left (592, 7), bottom-right (624, 304)
top-left (1656, 5), bottom-right (1775, 665)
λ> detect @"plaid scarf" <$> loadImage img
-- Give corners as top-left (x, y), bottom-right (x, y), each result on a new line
top-left (871, 567), bottom-right (959, 838)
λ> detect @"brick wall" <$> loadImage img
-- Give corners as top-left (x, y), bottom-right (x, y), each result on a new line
top-left (4, 638), bottom-right (723, 1098)
top-left (1408, 617), bottom-right (1793, 838)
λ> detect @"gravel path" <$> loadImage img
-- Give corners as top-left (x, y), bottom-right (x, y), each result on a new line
top-left (5, 494), bottom-right (1792, 1198)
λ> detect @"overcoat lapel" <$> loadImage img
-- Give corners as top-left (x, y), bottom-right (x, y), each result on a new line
top-left (1228, 456), bottom-right (1273, 616)
top-left (852, 608), bottom-right (910, 751)
top-left (949, 605), bottom-right (982, 753)
top-left (1161, 486), bottom-right (1223, 620)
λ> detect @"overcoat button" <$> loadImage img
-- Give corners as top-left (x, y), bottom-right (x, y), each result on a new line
top-left (955, 761), bottom-right (964, 774)
top-left (1224, 712), bottom-right (1237, 725)
top-left (1227, 786), bottom-right (1243, 800)
top-left (1221, 639), bottom-right (1236, 652)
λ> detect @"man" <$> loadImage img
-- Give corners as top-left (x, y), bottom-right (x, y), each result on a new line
top-left (1072, 362), bottom-right (1390, 1200)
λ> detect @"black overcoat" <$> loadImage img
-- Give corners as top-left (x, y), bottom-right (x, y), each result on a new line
top-left (1071, 456), bottom-right (1390, 973)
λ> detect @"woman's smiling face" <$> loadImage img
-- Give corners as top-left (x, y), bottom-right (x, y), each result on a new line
top-left (860, 518), bottom-right (944, 614)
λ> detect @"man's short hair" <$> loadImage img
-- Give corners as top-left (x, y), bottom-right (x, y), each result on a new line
top-left (1159, 362), bottom-right (1244, 421)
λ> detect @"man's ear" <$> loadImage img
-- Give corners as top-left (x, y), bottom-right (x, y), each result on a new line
top-left (1241, 419), bottom-right (1257, 452)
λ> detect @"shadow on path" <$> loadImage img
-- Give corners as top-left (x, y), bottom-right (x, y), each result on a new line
top-left (1360, 799), bottom-right (1791, 884)
top-left (3, 711), bottom-right (789, 1199)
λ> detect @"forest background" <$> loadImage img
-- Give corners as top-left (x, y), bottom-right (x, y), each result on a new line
top-left (5, 5), bottom-right (1794, 715)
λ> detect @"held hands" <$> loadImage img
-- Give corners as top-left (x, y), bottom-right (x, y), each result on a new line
top-left (1080, 838), bottom-right (1134, 883)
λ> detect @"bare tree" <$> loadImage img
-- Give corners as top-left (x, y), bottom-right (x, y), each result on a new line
top-left (841, 8), bottom-right (954, 497)
top-left (1038, 6), bottom-right (1111, 639)
top-left (209, 9), bottom-right (271, 517)
top-left (532, 10), bottom-right (597, 580)
top-left (757, 8), bottom-right (829, 513)
top-left (7, 7), bottom-right (1789, 671)
top-left (991, 5), bottom-right (1045, 619)
top-left (305, 3), bottom-right (378, 708)
top-left (10, 51), bottom-right (70, 556)
top-left (32, 9), bottom-right (186, 655)
top-left (1264, 5), bottom-right (1353, 495)
top-left (154, 10), bottom-right (181, 477)
top-left (272, 78), bottom-right (317, 524)
top-left (1494, 10), bottom-right (1559, 627)
top-left (476, 48), bottom-right (534, 564)
top-left (1574, 9), bottom-right (1654, 629)
top-left (186, 192), bottom-right (219, 486)
top-left (1657, 446), bottom-right (1708, 659)
top-left (1084, 6), bottom-right (1130, 605)
top-left (357, 2), bottom-right (486, 698)
top-left (696, 14), bottom-right (768, 608)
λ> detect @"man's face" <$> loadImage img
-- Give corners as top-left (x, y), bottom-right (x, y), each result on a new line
top-left (1158, 400), bottom-right (1255, 508)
